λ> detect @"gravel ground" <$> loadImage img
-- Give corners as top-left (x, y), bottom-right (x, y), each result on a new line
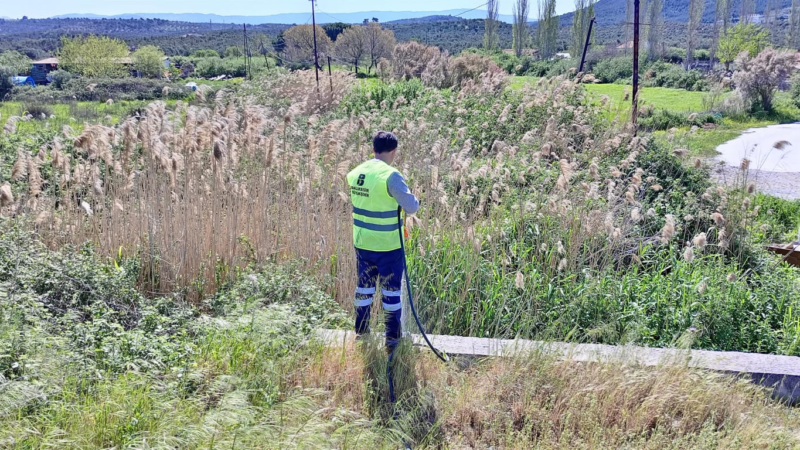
top-left (710, 163), bottom-right (800, 200)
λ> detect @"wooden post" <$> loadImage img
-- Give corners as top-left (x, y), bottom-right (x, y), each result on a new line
top-left (578, 17), bottom-right (596, 73)
top-left (310, 0), bottom-right (320, 91)
top-left (327, 55), bottom-right (334, 94)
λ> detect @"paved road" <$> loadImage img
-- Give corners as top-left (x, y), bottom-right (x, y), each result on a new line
top-left (713, 123), bottom-right (800, 200)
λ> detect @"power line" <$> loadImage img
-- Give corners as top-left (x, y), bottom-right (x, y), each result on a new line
top-left (453, 2), bottom-right (491, 18)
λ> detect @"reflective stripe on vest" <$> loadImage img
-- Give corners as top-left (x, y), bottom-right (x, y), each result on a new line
top-left (346, 159), bottom-right (403, 252)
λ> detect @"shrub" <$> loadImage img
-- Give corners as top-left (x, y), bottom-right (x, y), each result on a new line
top-left (10, 77), bottom-right (190, 102)
top-left (49, 69), bottom-right (73, 89)
top-left (393, 41), bottom-right (438, 80)
top-left (733, 47), bottom-right (796, 112)
top-left (448, 53), bottom-right (495, 87)
top-left (132, 45), bottom-right (166, 78)
top-left (0, 66), bottom-right (14, 99)
top-left (192, 49), bottom-right (220, 58)
top-left (193, 56), bottom-right (268, 78)
top-left (790, 73), bottom-right (800, 109)
top-left (649, 64), bottom-right (708, 91)
top-left (0, 50), bottom-right (31, 75)
top-left (638, 108), bottom-right (719, 130)
top-left (592, 57), bottom-right (633, 83)
top-left (22, 103), bottom-right (53, 119)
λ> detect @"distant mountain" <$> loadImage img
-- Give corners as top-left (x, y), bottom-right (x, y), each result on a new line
top-left (52, 10), bottom-right (516, 25)
top-left (558, 0), bottom-right (790, 26)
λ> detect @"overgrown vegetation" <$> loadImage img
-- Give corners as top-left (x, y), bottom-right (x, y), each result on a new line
top-left (2, 223), bottom-right (800, 448)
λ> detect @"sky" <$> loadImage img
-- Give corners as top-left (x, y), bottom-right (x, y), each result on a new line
top-left (4, 0), bottom-right (574, 19)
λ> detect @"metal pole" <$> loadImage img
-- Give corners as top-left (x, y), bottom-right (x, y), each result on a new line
top-left (310, 0), bottom-right (320, 90)
top-left (578, 16), bottom-right (596, 73)
top-left (632, 0), bottom-right (640, 125)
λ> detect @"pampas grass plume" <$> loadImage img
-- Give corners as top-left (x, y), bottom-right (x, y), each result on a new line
top-left (0, 183), bottom-right (13, 207)
top-left (740, 158), bottom-right (750, 170)
top-left (683, 246), bottom-right (695, 262)
top-left (80, 200), bottom-right (93, 216)
top-left (693, 232), bottom-right (707, 250)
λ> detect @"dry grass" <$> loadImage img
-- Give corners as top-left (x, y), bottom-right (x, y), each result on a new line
top-left (295, 342), bottom-right (800, 449)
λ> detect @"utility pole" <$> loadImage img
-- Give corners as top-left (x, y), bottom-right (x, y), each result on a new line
top-left (578, 16), bottom-right (596, 73)
top-left (243, 23), bottom-right (249, 80)
top-left (327, 55), bottom-right (334, 93)
top-left (632, 0), bottom-right (640, 125)
top-left (310, 0), bottom-right (320, 90)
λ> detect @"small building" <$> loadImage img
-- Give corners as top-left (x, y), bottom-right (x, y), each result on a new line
top-left (31, 57), bottom-right (58, 85)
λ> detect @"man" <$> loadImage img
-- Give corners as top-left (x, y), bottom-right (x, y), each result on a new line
top-left (346, 131), bottom-right (419, 351)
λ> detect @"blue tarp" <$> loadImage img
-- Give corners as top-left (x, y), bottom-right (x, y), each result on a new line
top-left (12, 76), bottom-right (36, 87)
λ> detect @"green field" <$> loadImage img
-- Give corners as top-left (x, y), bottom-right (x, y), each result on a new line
top-left (510, 77), bottom-right (708, 113)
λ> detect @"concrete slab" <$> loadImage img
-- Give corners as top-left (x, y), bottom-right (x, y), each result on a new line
top-left (318, 329), bottom-right (800, 405)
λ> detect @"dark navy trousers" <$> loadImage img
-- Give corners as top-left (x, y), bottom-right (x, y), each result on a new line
top-left (354, 247), bottom-right (404, 349)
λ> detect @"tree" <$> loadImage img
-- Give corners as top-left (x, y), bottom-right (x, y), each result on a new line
top-left (740, 0), bottom-right (755, 25)
top-left (625, 0), bottom-right (634, 54)
top-left (790, 0), bottom-right (800, 48)
top-left (224, 46), bottom-right (243, 58)
top-left (764, 0), bottom-right (777, 36)
top-left (646, 0), bottom-right (663, 61)
top-left (536, 0), bottom-right (558, 59)
top-left (512, 0), bottom-right (530, 57)
top-left (322, 22), bottom-right (351, 42)
top-left (0, 66), bottom-right (15, 99)
top-left (0, 50), bottom-right (31, 75)
top-left (717, 23), bottom-right (770, 70)
top-left (711, 0), bottom-right (731, 63)
top-left (283, 25), bottom-right (332, 64)
top-left (59, 35), bottom-right (129, 77)
top-left (570, 0), bottom-right (594, 59)
top-left (363, 23), bottom-right (396, 73)
top-left (192, 49), bottom-right (220, 58)
top-left (132, 45), bottom-right (166, 78)
top-left (484, 0), bottom-right (500, 52)
top-left (335, 26), bottom-right (366, 73)
top-left (686, 0), bottom-right (704, 69)
top-left (733, 47), bottom-right (795, 111)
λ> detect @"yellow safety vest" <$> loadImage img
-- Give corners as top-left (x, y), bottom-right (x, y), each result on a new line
top-left (346, 159), bottom-right (403, 251)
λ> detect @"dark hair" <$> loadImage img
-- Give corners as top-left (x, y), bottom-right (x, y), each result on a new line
top-left (373, 131), bottom-right (398, 154)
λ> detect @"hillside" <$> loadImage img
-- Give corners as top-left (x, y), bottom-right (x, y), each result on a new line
top-left (50, 10), bottom-right (517, 24)
top-left (0, 18), bottom-right (288, 57)
top-left (560, 0), bottom-right (791, 26)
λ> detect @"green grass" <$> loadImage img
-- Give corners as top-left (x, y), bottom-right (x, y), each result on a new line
top-left (664, 118), bottom-right (778, 157)
top-left (0, 99), bottom-right (178, 133)
top-left (509, 77), bottom-right (709, 114)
